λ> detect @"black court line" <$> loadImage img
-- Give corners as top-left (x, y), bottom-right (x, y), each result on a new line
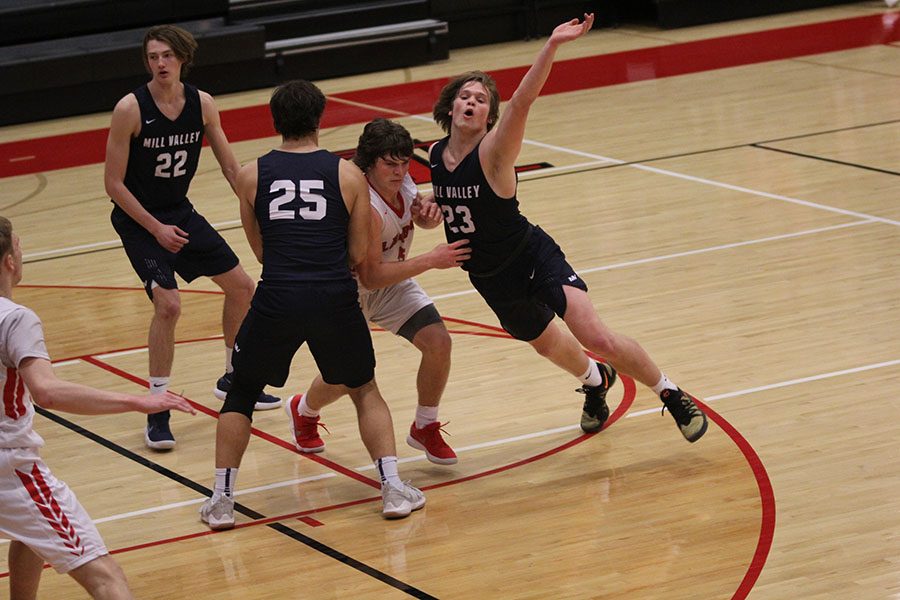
top-left (754, 118), bottom-right (900, 146)
top-left (751, 144), bottom-right (900, 177)
top-left (34, 406), bottom-right (439, 599)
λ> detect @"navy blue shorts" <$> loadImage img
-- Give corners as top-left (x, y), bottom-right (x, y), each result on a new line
top-left (111, 203), bottom-right (239, 299)
top-left (469, 226), bottom-right (588, 342)
top-left (231, 281), bottom-right (376, 396)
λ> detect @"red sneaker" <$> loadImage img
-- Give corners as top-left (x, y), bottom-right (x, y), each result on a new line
top-left (285, 394), bottom-right (326, 453)
top-left (406, 421), bottom-right (457, 465)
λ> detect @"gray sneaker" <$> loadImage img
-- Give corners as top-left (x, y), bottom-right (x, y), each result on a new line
top-left (200, 493), bottom-right (235, 530)
top-left (660, 388), bottom-right (708, 443)
top-left (381, 482), bottom-right (426, 519)
top-left (578, 362), bottom-right (617, 433)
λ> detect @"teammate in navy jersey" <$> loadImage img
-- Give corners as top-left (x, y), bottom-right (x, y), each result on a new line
top-left (1, 217), bottom-right (195, 600)
top-left (200, 81), bottom-right (425, 529)
top-left (289, 118), bottom-right (470, 465)
top-left (427, 14), bottom-right (708, 442)
top-left (104, 25), bottom-right (280, 452)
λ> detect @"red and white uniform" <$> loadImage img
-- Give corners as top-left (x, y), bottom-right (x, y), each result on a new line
top-left (0, 297), bottom-right (108, 573)
top-left (358, 173), bottom-right (433, 334)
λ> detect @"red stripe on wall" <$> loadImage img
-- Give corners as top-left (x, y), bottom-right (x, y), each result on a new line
top-left (1, 12), bottom-right (897, 179)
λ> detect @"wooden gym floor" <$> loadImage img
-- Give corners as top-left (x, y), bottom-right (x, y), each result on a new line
top-left (1, 3), bottom-right (898, 598)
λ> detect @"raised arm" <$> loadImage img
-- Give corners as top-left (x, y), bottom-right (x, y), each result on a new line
top-left (20, 356), bottom-right (195, 416)
top-left (235, 161), bottom-right (263, 263)
top-left (200, 91), bottom-right (241, 193)
top-left (480, 14), bottom-right (594, 190)
top-left (104, 94), bottom-right (189, 253)
top-left (339, 159), bottom-right (371, 267)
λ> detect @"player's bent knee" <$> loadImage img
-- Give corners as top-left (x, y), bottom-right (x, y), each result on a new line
top-left (220, 377), bottom-right (260, 418)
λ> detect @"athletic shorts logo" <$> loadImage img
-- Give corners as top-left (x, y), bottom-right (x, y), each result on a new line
top-left (145, 119), bottom-right (156, 124)
top-left (568, 274), bottom-right (578, 282)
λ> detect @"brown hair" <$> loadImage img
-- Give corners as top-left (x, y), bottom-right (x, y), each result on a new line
top-left (269, 80), bottom-right (326, 139)
top-left (432, 71), bottom-right (501, 134)
top-left (353, 119), bottom-right (414, 172)
top-left (142, 25), bottom-right (198, 76)
top-left (0, 216), bottom-right (12, 259)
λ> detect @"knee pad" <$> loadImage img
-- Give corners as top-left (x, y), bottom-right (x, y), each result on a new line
top-left (219, 376), bottom-right (260, 419)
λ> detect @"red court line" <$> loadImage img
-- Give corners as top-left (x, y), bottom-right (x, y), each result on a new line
top-left (5, 324), bottom-right (773, 599)
top-left (697, 399), bottom-right (775, 600)
top-left (2, 12), bottom-right (898, 178)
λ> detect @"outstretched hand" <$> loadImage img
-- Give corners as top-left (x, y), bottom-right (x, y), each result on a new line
top-left (141, 391), bottom-right (197, 415)
top-left (550, 13), bottom-right (594, 46)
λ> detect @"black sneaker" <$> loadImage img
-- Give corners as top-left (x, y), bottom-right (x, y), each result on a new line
top-left (214, 372), bottom-right (282, 410)
top-left (145, 411), bottom-right (175, 451)
top-left (577, 362), bottom-right (618, 433)
top-left (660, 388), bottom-right (708, 443)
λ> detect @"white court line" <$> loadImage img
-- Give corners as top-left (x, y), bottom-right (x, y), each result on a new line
top-left (3, 356), bottom-right (891, 542)
top-left (23, 110), bottom-right (895, 261)
top-left (430, 219), bottom-right (874, 301)
top-left (627, 358), bottom-right (900, 418)
top-left (92, 473), bottom-right (336, 525)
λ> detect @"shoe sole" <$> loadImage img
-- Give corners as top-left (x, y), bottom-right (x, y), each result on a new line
top-left (684, 415), bottom-right (709, 443)
top-left (406, 435), bottom-right (458, 465)
top-left (215, 386), bottom-right (283, 411)
top-left (201, 515), bottom-right (235, 530)
top-left (579, 413), bottom-right (604, 434)
top-left (254, 398), bottom-right (282, 411)
top-left (284, 396), bottom-right (325, 453)
top-left (382, 496), bottom-right (426, 519)
top-left (144, 430), bottom-right (175, 451)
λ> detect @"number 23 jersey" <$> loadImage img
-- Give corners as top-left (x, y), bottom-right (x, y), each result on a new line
top-left (429, 137), bottom-right (530, 276)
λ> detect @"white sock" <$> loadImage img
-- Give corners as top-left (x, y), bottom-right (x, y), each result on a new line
top-left (651, 373), bottom-right (678, 395)
top-left (415, 405), bottom-right (439, 429)
top-left (225, 347), bottom-right (234, 374)
top-left (375, 456), bottom-right (403, 489)
top-left (149, 376), bottom-right (169, 395)
top-left (579, 361), bottom-right (603, 388)
top-left (214, 467), bottom-right (238, 499)
top-left (298, 394), bottom-right (319, 418)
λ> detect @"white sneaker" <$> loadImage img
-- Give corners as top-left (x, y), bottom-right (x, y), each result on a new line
top-left (381, 482), bottom-right (426, 519)
top-left (200, 493), bottom-right (235, 530)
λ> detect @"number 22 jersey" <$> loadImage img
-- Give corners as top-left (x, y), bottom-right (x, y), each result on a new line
top-left (121, 83), bottom-right (204, 215)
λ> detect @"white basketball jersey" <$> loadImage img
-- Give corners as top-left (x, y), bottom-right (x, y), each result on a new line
top-left (370, 173), bottom-right (418, 263)
top-left (0, 297), bottom-right (49, 449)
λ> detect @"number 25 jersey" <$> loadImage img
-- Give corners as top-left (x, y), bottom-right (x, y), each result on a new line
top-left (255, 149), bottom-right (352, 284)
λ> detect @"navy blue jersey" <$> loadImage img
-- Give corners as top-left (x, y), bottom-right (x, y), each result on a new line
top-left (429, 137), bottom-right (531, 276)
top-left (255, 149), bottom-right (352, 284)
top-left (121, 83), bottom-right (204, 214)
